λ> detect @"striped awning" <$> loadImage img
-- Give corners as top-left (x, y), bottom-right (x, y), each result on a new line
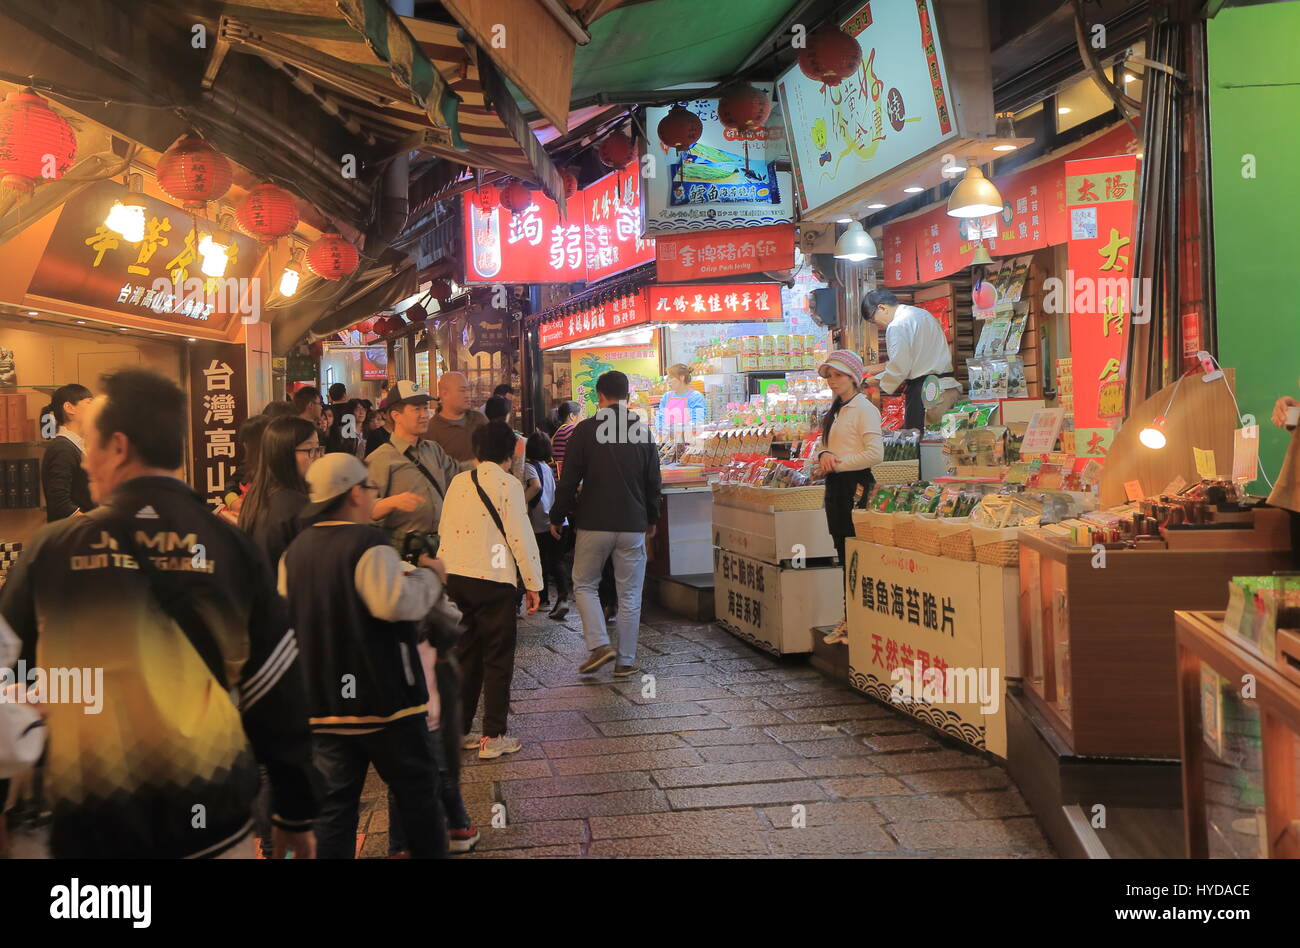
top-left (214, 0), bottom-right (563, 205)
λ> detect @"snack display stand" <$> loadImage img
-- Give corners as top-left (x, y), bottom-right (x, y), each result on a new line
top-left (711, 482), bottom-right (842, 655)
top-left (1175, 610), bottom-right (1300, 859)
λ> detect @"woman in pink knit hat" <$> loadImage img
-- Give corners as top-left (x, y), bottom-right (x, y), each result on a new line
top-left (815, 349), bottom-right (884, 643)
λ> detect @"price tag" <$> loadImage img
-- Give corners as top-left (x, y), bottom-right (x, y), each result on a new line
top-left (1124, 480), bottom-right (1145, 502)
top-left (1233, 428), bottom-right (1259, 483)
top-left (1193, 447), bottom-right (1218, 480)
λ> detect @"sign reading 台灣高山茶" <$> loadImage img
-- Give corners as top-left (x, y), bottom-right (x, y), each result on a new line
top-left (654, 223), bottom-right (795, 282)
top-left (27, 180), bottom-right (259, 333)
top-left (188, 341), bottom-right (248, 509)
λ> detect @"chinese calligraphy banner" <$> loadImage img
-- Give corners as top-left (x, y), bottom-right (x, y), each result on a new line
top-left (463, 166), bottom-right (654, 285)
top-left (1066, 153), bottom-right (1138, 464)
top-left (778, 0), bottom-right (957, 220)
top-left (647, 283), bottom-right (783, 322)
top-left (642, 90), bottom-right (795, 237)
top-left (27, 180), bottom-right (258, 333)
top-left (844, 539), bottom-right (1008, 756)
top-left (188, 341), bottom-right (248, 510)
top-left (654, 223), bottom-right (795, 282)
top-left (880, 123), bottom-right (1138, 286)
top-left (538, 291), bottom-right (650, 350)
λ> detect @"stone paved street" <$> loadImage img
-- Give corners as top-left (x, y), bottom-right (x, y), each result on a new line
top-left (356, 606), bottom-right (1054, 858)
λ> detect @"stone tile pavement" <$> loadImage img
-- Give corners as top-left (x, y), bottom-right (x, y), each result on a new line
top-left (354, 606), bottom-right (1053, 858)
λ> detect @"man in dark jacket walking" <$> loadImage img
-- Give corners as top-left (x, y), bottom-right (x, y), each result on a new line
top-left (549, 371), bottom-right (661, 677)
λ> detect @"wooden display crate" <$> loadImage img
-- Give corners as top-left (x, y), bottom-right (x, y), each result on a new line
top-left (713, 546), bottom-right (843, 655)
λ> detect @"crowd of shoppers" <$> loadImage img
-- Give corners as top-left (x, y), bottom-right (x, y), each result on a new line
top-left (1, 363), bottom-right (732, 860)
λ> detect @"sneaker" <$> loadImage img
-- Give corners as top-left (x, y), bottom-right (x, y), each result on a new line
top-left (448, 825), bottom-right (481, 853)
top-left (478, 735), bottom-right (522, 759)
top-left (548, 602), bottom-right (569, 621)
top-left (461, 733), bottom-right (480, 750)
top-left (613, 663), bottom-right (641, 678)
top-left (578, 645), bottom-right (616, 674)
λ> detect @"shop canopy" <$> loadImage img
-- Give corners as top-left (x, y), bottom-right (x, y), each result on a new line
top-left (206, 0), bottom-right (566, 206)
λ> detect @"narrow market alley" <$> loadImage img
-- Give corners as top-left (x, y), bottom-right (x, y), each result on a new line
top-left (355, 607), bottom-right (1053, 858)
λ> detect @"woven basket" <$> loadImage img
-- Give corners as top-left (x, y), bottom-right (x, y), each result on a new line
top-left (971, 524), bottom-right (1021, 566)
top-left (864, 511), bottom-right (895, 546)
top-left (873, 459), bottom-right (920, 486)
top-left (712, 484), bottom-right (825, 512)
top-left (892, 513), bottom-right (922, 552)
top-left (851, 509), bottom-right (873, 541)
top-left (935, 518), bottom-right (974, 561)
top-left (910, 515), bottom-right (944, 555)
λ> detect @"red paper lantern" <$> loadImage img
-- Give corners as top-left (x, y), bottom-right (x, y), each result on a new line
top-left (404, 303), bottom-right (428, 324)
top-left (429, 279), bottom-right (454, 303)
top-left (353, 318), bottom-right (374, 334)
top-left (0, 89), bottom-right (77, 194)
top-left (155, 135), bottom-right (232, 209)
top-left (798, 25), bottom-right (863, 86)
top-left (657, 104), bottom-right (703, 152)
top-left (306, 233), bottom-right (359, 280)
top-left (235, 183), bottom-right (299, 241)
top-left (500, 180), bottom-right (534, 215)
top-left (597, 132), bottom-right (635, 170)
top-left (474, 182), bottom-right (500, 211)
top-left (560, 168), bottom-right (579, 198)
top-left (717, 83), bottom-right (771, 134)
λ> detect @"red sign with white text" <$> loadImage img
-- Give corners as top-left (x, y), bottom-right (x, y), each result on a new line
top-left (654, 223), bottom-right (795, 282)
top-left (1066, 153), bottom-right (1139, 465)
top-left (648, 283), bottom-right (783, 322)
top-left (538, 291), bottom-right (651, 350)
top-left (464, 168), bottom-right (655, 285)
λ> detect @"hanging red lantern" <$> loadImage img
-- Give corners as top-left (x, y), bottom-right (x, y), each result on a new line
top-left (717, 83), bottom-right (771, 134)
top-left (155, 135), bottom-right (232, 209)
top-left (500, 180), bottom-right (534, 215)
top-left (429, 279), bottom-right (454, 303)
top-left (404, 303), bottom-right (428, 324)
top-left (354, 318), bottom-right (374, 334)
top-left (597, 132), bottom-right (635, 170)
top-left (235, 183), bottom-right (299, 241)
top-left (306, 233), bottom-right (359, 281)
top-left (0, 89), bottom-right (77, 195)
top-left (560, 168), bottom-right (579, 198)
top-left (474, 182), bottom-right (500, 211)
top-left (657, 104), bottom-right (703, 152)
top-left (797, 25), bottom-right (863, 86)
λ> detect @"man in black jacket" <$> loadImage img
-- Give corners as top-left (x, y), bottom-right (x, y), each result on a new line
top-left (0, 369), bottom-right (318, 858)
top-left (549, 371), bottom-right (661, 677)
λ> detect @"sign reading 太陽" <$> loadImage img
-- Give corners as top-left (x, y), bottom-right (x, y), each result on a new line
top-left (1066, 153), bottom-right (1138, 466)
top-left (778, 0), bottom-right (957, 220)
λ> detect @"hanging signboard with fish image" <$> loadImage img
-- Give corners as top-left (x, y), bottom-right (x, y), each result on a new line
top-left (642, 87), bottom-right (795, 238)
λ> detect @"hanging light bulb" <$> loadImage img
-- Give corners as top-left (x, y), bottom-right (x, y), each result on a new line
top-left (198, 214), bottom-right (234, 277)
top-left (1139, 415), bottom-right (1168, 450)
top-left (105, 172), bottom-right (147, 243)
top-left (279, 246), bottom-right (305, 297)
top-left (947, 159), bottom-right (1003, 218)
top-left (833, 220), bottom-right (877, 262)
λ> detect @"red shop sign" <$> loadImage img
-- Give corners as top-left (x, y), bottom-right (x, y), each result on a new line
top-left (648, 283), bottom-right (782, 322)
top-left (654, 223), bottom-right (795, 282)
top-left (464, 167), bottom-right (655, 285)
top-left (538, 290), bottom-right (650, 350)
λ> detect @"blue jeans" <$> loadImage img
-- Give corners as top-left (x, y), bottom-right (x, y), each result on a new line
top-left (572, 529), bottom-right (647, 666)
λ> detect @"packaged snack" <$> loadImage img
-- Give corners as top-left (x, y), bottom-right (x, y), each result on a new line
top-left (1003, 314), bottom-right (1028, 354)
top-left (989, 360), bottom-right (1009, 399)
top-left (1007, 358), bottom-right (1028, 398)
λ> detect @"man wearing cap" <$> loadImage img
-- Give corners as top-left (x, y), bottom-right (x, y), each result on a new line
top-left (279, 452), bottom-right (450, 858)
top-left (367, 380), bottom-right (461, 551)
top-left (862, 289), bottom-right (962, 429)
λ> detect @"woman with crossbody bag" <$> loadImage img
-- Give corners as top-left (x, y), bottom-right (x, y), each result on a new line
top-left (436, 422), bottom-right (544, 760)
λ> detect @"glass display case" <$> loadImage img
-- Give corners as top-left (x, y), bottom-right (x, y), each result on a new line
top-left (1176, 610), bottom-right (1300, 858)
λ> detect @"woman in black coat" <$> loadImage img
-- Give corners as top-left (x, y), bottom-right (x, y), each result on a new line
top-left (237, 416), bottom-right (321, 570)
top-left (40, 383), bottom-right (94, 522)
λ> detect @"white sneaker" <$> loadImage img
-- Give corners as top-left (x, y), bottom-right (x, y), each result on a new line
top-left (478, 735), bottom-right (523, 759)
top-left (461, 734), bottom-right (481, 750)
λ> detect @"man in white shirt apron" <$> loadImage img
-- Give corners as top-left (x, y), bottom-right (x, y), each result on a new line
top-left (863, 289), bottom-right (962, 430)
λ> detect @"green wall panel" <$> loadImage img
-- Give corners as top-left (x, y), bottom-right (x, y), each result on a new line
top-left (1209, 2), bottom-right (1300, 493)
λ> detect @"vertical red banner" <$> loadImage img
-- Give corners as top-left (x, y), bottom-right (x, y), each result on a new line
top-left (1065, 154), bottom-right (1138, 464)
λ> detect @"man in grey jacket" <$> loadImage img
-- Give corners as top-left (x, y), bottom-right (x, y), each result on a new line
top-left (366, 380), bottom-right (460, 552)
top-left (549, 371), bottom-right (662, 677)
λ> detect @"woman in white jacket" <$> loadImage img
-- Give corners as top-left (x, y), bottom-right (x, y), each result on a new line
top-left (814, 349), bottom-right (884, 642)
